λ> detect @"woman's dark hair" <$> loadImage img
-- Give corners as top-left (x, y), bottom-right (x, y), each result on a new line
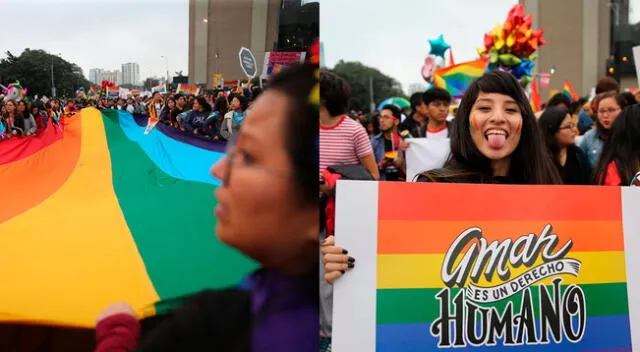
top-left (232, 95), bottom-right (249, 112)
top-left (537, 107), bottom-right (571, 167)
top-left (195, 96), bottom-right (212, 113)
top-left (620, 91), bottom-right (638, 107)
top-left (319, 68), bottom-right (351, 117)
top-left (410, 92), bottom-right (424, 110)
top-left (594, 92), bottom-right (626, 140)
top-left (213, 96), bottom-right (228, 114)
top-left (595, 76), bottom-right (620, 94)
top-left (266, 63), bottom-right (318, 206)
top-left (547, 93), bottom-right (571, 109)
top-left (432, 70), bottom-right (562, 184)
top-left (593, 104), bottom-right (640, 185)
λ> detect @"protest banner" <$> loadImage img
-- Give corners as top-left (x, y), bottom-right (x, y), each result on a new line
top-left (333, 181), bottom-right (640, 351)
top-left (260, 52), bottom-right (306, 80)
top-left (404, 138), bottom-right (450, 181)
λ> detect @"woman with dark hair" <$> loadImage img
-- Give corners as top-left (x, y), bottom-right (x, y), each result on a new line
top-left (579, 92), bottom-right (626, 168)
top-left (220, 95), bottom-right (250, 141)
top-left (415, 70), bottom-right (561, 184)
top-left (538, 107), bottom-right (591, 184)
top-left (182, 96), bottom-right (213, 134)
top-left (95, 62), bottom-right (319, 352)
top-left (201, 96), bottom-right (229, 140)
top-left (593, 104), bottom-right (640, 185)
top-left (159, 97), bottom-right (176, 125)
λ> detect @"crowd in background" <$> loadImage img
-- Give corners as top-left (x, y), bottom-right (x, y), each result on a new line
top-left (0, 83), bottom-right (262, 143)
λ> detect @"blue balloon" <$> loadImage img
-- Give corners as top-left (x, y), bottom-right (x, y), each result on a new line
top-left (428, 34), bottom-right (451, 59)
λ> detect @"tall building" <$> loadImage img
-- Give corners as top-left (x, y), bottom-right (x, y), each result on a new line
top-left (188, 0), bottom-right (319, 87)
top-left (520, 0), bottom-right (637, 99)
top-left (88, 68), bottom-right (104, 84)
top-left (121, 63), bottom-right (140, 86)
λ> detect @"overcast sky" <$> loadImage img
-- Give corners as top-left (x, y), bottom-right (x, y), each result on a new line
top-left (0, 0), bottom-right (188, 81)
top-left (321, 0), bottom-right (517, 93)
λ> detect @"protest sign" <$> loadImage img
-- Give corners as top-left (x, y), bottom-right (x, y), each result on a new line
top-left (404, 138), bottom-right (450, 181)
top-left (333, 181), bottom-right (640, 351)
top-left (238, 47), bottom-right (258, 78)
top-left (260, 52), bottom-right (306, 80)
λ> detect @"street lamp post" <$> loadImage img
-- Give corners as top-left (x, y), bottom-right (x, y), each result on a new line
top-left (160, 55), bottom-right (169, 86)
top-left (51, 52), bottom-right (61, 97)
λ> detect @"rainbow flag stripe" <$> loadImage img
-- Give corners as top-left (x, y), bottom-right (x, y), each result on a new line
top-left (0, 108), bottom-right (256, 328)
top-left (332, 181), bottom-right (639, 352)
top-left (433, 58), bottom-right (489, 98)
top-left (563, 80), bottom-right (579, 102)
top-left (531, 79), bottom-right (542, 112)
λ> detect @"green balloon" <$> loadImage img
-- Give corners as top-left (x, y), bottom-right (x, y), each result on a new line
top-left (499, 54), bottom-right (522, 66)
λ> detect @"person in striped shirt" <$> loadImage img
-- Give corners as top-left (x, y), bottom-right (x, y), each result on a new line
top-left (319, 69), bottom-right (379, 184)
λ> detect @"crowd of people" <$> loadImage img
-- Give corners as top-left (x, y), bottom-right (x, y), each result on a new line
top-left (0, 83), bottom-right (263, 143)
top-left (318, 69), bottom-right (640, 351)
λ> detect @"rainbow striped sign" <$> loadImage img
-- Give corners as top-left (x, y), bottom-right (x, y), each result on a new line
top-left (333, 181), bottom-right (640, 351)
top-left (0, 108), bottom-right (256, 328)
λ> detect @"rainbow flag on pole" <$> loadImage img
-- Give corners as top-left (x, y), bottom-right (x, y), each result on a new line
top-left (152, 84), bottom-right (166, 94)
top-left (177, 84), bottom-right (199, 96)
top-left (106, 86), bottom-right (120, 99)
top-left (333, 181), bottom-right (640, 351)
top-left (87, 86), bottom-right (98, 99)
top-left (0, 108), bottom-right (255, 328)
top-left (563, 80), bottom-right (579, 102)
top-left (531, 79), bottom-right (542, 112)
top-left (433, 58), bottom-right (489, 97)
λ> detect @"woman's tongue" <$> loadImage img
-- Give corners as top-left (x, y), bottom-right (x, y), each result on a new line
top-left (487, 134), bottom-right (506, 149)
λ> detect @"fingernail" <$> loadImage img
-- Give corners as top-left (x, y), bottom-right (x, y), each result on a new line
top-left (348, 257), bottom-right (355, 263)
top-left (347, 263), bottom-right (355, 269)
top-left (342, 249), bottom-right (348, 254)
top-left (340, 270), bottom-right (345, 274)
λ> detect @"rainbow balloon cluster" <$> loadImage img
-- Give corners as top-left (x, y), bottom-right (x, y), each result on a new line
top-left (98, 80), bottom-right (116, 97)
top-left (1, 81), bottom-right (28, 102)
top-left (477, 4), bottom-right (545, 87)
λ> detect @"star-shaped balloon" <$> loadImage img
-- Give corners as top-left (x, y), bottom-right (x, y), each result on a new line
top-left (428, 34), bottom-right (451, 59)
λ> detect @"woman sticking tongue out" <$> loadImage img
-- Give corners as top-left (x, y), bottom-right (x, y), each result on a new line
top-left (470, 92), bottom-right (523, 177)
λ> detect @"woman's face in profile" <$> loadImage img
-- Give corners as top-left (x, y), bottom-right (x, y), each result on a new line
top-left (469, 92), bottom-right (523, 162)
top-left (211, 90), bottom-right (306, 268)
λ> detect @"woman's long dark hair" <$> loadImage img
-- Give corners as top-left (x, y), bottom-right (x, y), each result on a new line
top-left (537, 107), bottom-right (570, 167)
top-left (593, 104), bottom-right (640, 185)
top-left (436, 70), bottom-right (562, 184)
top-left (265, 63), bottom-right (318, 206)
top-left (213, 96), bottom-right (228, 114)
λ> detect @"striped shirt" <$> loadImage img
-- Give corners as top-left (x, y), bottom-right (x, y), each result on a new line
top-left (320, 115), bottom-right (373, 171)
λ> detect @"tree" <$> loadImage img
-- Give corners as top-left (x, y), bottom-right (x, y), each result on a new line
top-left (328, 60), bottom-right (406, 112)
top-left (0, 49), bottom-right (92, 98)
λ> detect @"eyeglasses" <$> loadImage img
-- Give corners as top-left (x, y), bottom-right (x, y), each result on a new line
top-left (221, 134), bottom-right (292, 186)
top-left (559, 123), bottom-right (576, 130)
top-left (598, 107), bottom-right (620, 115)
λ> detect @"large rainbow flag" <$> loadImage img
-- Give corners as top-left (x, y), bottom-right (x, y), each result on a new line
top-left (433, 58), bottom-right (489, 98)
top-left (0, 108), bottom-right (256, 328)
top-left (333, 181), bottom-right (640, 351)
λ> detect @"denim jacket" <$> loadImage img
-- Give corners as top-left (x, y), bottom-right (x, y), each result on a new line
top-left (371, 132), bottom-right (401, 181)
top-left (579, 128), bottom-right (604, 168)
